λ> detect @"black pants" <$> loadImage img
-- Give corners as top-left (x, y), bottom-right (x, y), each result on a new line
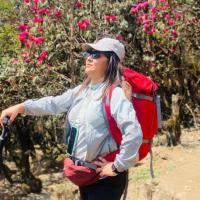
top-left (79, 171), bottom-right (128, 200)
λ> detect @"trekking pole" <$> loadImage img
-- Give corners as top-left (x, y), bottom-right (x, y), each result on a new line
top-left (0, 116), bottom-right (12, 183)
top-left (0, 117), bottom-right (10, 156)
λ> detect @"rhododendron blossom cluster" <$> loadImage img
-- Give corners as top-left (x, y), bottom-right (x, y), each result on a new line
top-left (104, 15), bottom-right (118, 22)
top-left (15, 0), bottom-right (51, 65)
top-left (130, 0), bottom-right (183, 45)
top-left (14, 0), bottom-right (92, 66)
top-left (77, 19), bottom-right (90, 30)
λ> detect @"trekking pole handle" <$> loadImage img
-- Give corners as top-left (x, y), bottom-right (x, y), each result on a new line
top-left (2, 116), bottom-right (10, 127)
top-left (0, 117), bottom-right (10, 141)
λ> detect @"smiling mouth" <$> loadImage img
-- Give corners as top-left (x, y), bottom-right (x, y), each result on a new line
top-left (86, 64), bottom-right (93, 67)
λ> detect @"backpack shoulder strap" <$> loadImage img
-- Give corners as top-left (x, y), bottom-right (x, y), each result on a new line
top-left (103, 85), bottom-right (122, 146)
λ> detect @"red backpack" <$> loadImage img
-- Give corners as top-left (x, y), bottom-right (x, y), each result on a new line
top-left (103, 67), bottom-right (161, 166)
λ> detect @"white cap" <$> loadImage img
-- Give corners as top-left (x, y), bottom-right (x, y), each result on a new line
top-left (83, 37), bottom-right (125, 62)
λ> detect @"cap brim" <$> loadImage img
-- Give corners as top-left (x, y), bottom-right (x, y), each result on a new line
top-left (82, 43), bottom-right (92, 51)
top-left (82, 43), bottom-right (111, 52)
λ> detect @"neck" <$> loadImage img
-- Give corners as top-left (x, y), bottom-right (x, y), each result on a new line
top-left (90, 76), bottom-right (105, 85)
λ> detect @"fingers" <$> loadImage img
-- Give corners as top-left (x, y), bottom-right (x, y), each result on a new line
top-left (0, 105), bottom-right (21, 127)
top-left (97, 157), bottom-right (107, 163)
top-left (96, 167), bottom-right (102, 174)
top-left (93, 160), bottom-right (104, 167)
top-left (96, 167), bottom-right (104, 177)
top-left (0, 112), bottom-right (14, 127)
top-left (0, 111), bottom-right (8, 127)
top-left (9, 113), bottom-right (17, 123)
top-left (93, 157), bottom-right (108, 167)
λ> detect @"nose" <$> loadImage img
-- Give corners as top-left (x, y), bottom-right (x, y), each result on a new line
top-left (86, 55), bottom-right (93, 62)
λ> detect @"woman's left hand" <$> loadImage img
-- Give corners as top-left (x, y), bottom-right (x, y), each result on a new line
top-left (93, 157), bottom-right (117, 177)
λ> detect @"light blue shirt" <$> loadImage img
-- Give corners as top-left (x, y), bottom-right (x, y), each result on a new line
top-left (24, 81), bottom-right (143, 172)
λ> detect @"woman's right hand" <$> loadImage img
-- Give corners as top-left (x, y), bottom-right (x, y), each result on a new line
top-left (0, 103), bottom-right (25, 127)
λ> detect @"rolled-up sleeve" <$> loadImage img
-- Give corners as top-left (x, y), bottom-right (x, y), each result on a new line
top-left (110, 87), bottom-right (143, 172)
top-left (24, 85), bottom-right (81, 116)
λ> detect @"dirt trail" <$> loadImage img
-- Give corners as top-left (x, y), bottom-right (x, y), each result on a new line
top-left (127, 129), bottom-right (200, 200)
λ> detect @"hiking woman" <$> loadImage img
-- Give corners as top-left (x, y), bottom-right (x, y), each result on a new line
top-left (0, 37), bottom-right (143, 200)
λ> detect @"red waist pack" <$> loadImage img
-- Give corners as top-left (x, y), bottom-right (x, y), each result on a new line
top-left (63, 157), bottom-right (100, 186)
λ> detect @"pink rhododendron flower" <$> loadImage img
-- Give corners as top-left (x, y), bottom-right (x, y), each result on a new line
top-left (116, 34), bottom-right (123, 41)
top-left (33, 17), bottom-right (44, 23)
top-left (21, 51), bottom-right (29, 57)
top-left (191, 18), bottom-right (198, 24)
top-left (77, 19), bottom-right (90, 29)
top-left (25, 57), bottom-right (31, 63)
top-left (18, 24), bottom-right (31, 31)
top-left (38, 27), bottom-right (44, 33)
top-left (104, 15), bottom-right (118, 22)
top-left (24, 0), bottom-right (30, 3)
top-left (55, 10), bottom-right (62, 17)
top-left (175, 12), bottom-right (182, 19)
top-left (34, 37), bottom-right (45, 44)
top-left (142, 1), bottom-right (149, 7)
top-left (151, 14), bottom-right (157, 20)
top-left (111, 15), bottom-right (117, 21)
top-left (151, 27), bottom-right (157, 33)
top-left (104, 16), bottom-right (110, 21)
top-left (29, 34), bottom-right (36, 42)
top-left (143, 13), bottom-right (149, 19)
top-left (162, 27), bottom-right (170, 33)
top-left (147, 30), bottom-right (153, 35)
top-left (46, 8), bottom-right (53, 16)
top-left (165, 14), bottom-right (170, 19)
top-left (38, 8), bottom-right (46, 14)
top-left (30, 6), bottom-right (37, 11)
top-left (170, 47), bottom-right (176, 53)
top-left (171, 30), bottom-right (178, 37)
top-left (131, 7), bottom-right (138, 13)
top-left (165, 2), bottom-right (171, 8)
top-left (11, 58), bottom-right (19, 65)
top-left (151, 6), bottom-right (159, 13)
top-left (137, 3), bottom-right (143, 9)
top-left (168, 19), bottom-right (175, 25)
top-left (19, 31), bottom-right (29, 41)
top-left (143, 23), bottom-right (149, 29)
top-left (34, 0), bottom-right (39, 4)
top-left (25, 41), bottom-right (31, 48)
top-left (75, 1), bottom-right (82, 8)
top-left (142, 28), bottom-right (147, 32)
top-left (37, 51), bottom-right (48, 62)
top-left (143, 19), bottom-right (151, 24)
top-left (137, 16), bottom-right (143, 23)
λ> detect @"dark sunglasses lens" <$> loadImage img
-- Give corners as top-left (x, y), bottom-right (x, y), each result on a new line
top-left (83, 52), bottom-right (90, 59)
top-left (92, 52), bottom-right (101, 59)
top-left (83, 51), bottom-right (101, 59)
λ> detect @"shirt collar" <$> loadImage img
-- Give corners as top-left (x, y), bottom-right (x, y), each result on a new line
top-left (88, 81), bottom-right (105, 90)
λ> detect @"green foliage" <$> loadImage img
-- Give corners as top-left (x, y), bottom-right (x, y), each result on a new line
top-left (0, 24), bottom-right (20, 55)
top-left (131, 168), bottom-right (161, 181)
top-left (0, 0), bottom-right (20, 69)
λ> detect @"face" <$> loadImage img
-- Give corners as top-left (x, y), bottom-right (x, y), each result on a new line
top-left (84, 50), bottom-right (109, 79)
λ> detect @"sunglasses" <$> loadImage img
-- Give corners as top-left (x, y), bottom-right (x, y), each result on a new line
top-left (83, 50), bottom-right (111, 60)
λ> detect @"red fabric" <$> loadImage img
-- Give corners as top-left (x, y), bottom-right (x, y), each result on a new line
top-left (104, 85), bottom-right (122, 146)
top-left (133, 98), bottom-right (158, 139)
top-left (104, 150), bottom-right (120, 162)
top-left (103, 68), bottom-right (158, 162)
top-left (123, 67), bottom-right (158, 94)
top-left (63, 158), bottom-right (100, 186)
top-left (138, 143), bottom-right (151, 160)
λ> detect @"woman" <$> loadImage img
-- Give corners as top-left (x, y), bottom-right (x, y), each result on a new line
top-left (0, 37), bottom-right (142, 200)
